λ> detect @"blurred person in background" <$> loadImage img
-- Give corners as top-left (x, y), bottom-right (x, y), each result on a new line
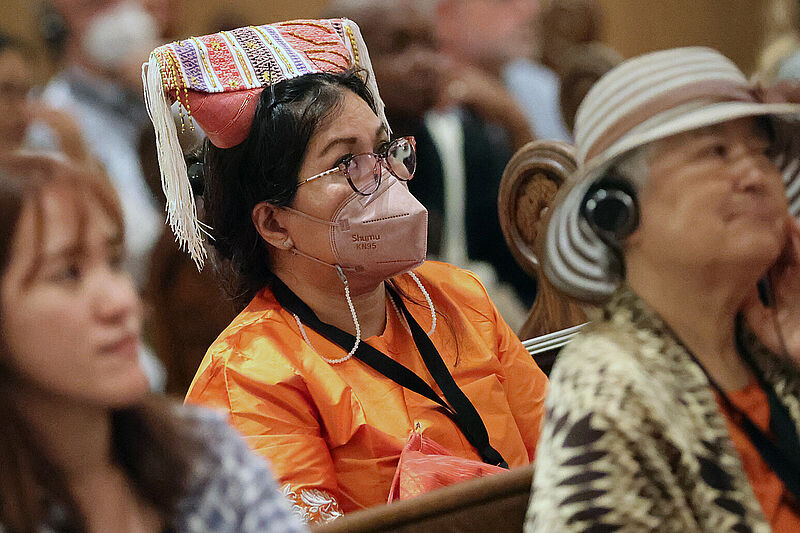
top-left (526, 47), bottom-right (800, 532)
top-left (538, 0), bottom-right (604, 76)
top-left (436, 0), bottom-right (571, 142)
top-left (32, 0), bottom-right (164, 288)
top-left (34, 0), bottom-right (179, 389)
top-left (0, 33), bottom-right (91, 163)
top-left (0, 153), bottom-right (307, 533)
top-left (433, 0), bottom-right (538, 149)
top-left (325, 0), bottom-right (535, 326)
top-left (143, 18), bottom-right (548, 521)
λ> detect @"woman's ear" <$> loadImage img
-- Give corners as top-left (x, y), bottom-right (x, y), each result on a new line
top-left (251, 202), bottom-right (294, 250)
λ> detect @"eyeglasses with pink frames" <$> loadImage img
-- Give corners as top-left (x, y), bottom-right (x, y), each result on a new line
top-left (296, 136), bottom-right (416, 195)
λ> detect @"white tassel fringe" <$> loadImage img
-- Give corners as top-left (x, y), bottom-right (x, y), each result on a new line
top-left (142, 54), bottom-right (207, 268)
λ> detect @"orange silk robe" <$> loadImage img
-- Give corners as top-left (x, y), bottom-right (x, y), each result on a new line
top-left (185, 261), bottom-right (548, 521)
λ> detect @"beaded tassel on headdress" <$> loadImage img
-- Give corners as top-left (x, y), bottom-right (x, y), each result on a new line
top-left (341, 19), bottom-right (391, 137)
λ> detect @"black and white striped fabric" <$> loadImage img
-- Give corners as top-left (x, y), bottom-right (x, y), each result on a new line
top-left (544, 47), bottom-right (800, 303)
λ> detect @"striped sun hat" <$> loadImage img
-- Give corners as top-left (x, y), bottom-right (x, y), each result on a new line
top-left (543, 46), bottom-right (800, 303)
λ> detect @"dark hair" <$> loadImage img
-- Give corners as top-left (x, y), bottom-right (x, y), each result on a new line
top-left (0, 154), bottom-right (199, 532)
top-left (203, 69), bottom-right (378, 308)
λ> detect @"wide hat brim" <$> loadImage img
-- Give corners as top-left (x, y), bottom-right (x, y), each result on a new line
top-left (577, 100), bottom-right (800, 195)
top-left (545, 100), bottom-right (800, 304)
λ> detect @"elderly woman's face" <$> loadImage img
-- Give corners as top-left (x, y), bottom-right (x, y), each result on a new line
top-left (631, 117), bottom-right (788, 273)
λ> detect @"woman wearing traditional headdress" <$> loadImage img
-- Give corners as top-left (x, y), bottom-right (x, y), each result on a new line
top-left (142, 18), bottom-right (548, 522)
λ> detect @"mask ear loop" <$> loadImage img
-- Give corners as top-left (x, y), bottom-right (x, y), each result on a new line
top-left (292, 266), bottom-right (361, 364)
top-left (337, 266), bottom-right (362, 360)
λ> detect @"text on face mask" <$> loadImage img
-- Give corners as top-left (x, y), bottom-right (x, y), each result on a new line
top-left (352, 234), bottom-right (381, 242)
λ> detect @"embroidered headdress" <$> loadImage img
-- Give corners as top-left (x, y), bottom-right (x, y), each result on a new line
top-left (142, 18), bottom-right (388, 266)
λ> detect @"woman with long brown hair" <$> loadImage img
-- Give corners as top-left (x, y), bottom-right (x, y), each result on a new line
top-left (0, 153), bottom-right (306, 532)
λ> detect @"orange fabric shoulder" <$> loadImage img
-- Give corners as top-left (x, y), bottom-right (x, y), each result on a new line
top-left (413, 261), bottom-right (498, 312)
top-left (721, 384), bottom-right (800, 532)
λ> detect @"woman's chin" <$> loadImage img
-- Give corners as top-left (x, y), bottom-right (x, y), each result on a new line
top-left (724, 237), bottom-right (783, 276)
top-left (96, 371), bottom-right (152, 409)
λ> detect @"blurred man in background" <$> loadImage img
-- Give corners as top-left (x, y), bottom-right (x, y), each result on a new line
top-left (26, 0), bottom-right (175, 390)
top-left (437, 0), bottom-right (571, 142)
top-left (32, 0), bottom-right (164, 287)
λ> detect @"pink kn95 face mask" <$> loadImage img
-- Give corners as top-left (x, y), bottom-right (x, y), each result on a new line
top-left (283, 177), bottom-right (429, 281)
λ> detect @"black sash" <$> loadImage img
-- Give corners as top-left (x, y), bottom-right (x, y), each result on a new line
top-left (270, 277), bottom-right (508, 468)
top-left (697, 316), bottom-right (800, 503)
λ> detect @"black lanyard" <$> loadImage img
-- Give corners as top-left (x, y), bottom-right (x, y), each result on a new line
top-left (270, 278), bottom-right (508, 468)
top-left (691, 316), bottom-right (800, 503)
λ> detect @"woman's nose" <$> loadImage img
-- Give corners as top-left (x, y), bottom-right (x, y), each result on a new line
top-left (93, 269), bottom-right (141, 324)
top-left (732, 153), bottom-right (781, 195)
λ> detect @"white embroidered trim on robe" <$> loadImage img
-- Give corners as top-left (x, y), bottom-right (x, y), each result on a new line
top-left (282, 485), bottom-right (343, 523)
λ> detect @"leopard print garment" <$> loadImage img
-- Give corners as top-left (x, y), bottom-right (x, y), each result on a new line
top-left (525, 287), bottom-right (800, 533)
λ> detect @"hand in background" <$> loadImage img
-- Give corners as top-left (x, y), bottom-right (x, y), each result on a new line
top-left (440, 63), bottom-right (534, 150)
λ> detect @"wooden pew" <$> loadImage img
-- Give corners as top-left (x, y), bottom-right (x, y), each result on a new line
top-left (312, 465), bottom-right (534, 533)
